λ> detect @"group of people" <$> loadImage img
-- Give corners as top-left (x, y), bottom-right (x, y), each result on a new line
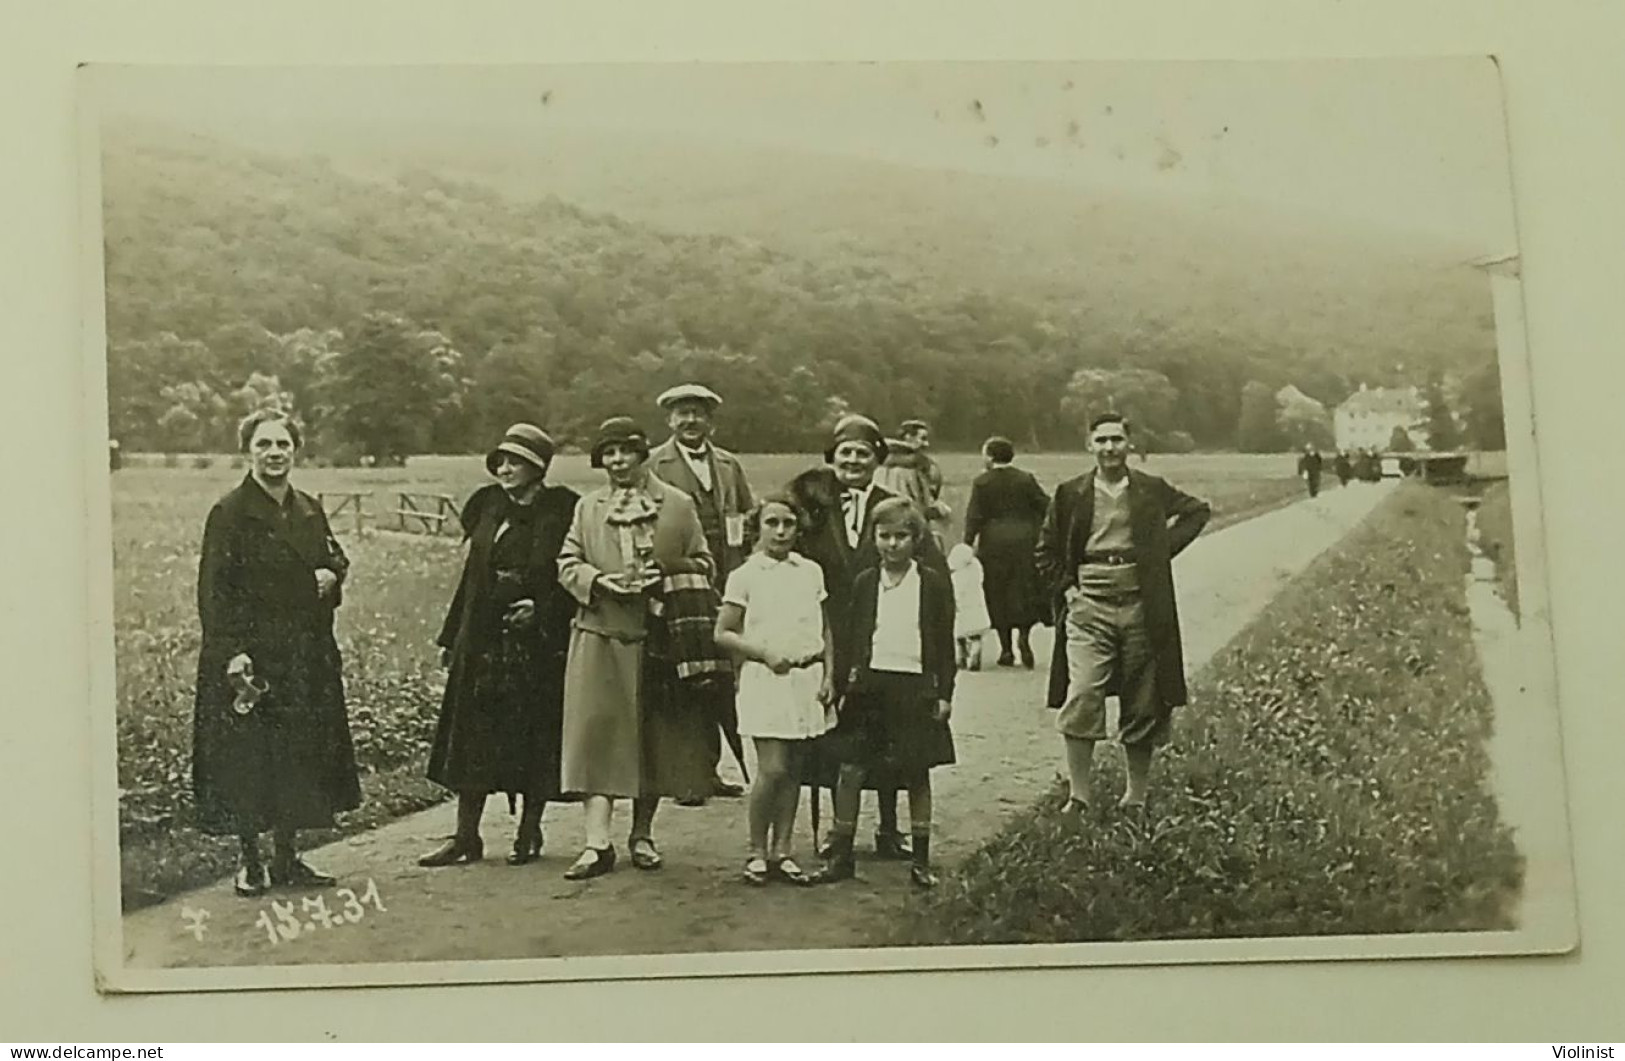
top-left (1298, 444), bottom-right (1388, 497)
top-left (189, 387), bottom-right (1212, 900)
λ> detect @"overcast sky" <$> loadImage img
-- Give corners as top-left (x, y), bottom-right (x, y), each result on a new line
top-left (90, 58), bottom-right (1519, 252)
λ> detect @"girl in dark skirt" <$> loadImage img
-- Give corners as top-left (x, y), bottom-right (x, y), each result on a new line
top-left (810, 497), bottom-right (957, 889)
top-left (420, 424), bottom-right (581, 868)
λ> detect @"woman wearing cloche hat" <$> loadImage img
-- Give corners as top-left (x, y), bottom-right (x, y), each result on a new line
top-left (555, 416), bottom-right (719, 879)
top-left (420, 423), bottom-right (582, 868)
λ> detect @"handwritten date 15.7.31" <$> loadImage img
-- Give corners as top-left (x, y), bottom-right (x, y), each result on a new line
top-left (253, 878), bottom-right (387, 945)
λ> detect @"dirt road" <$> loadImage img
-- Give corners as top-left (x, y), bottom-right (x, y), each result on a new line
top-left (119, 481), bottom-right (1393, 974)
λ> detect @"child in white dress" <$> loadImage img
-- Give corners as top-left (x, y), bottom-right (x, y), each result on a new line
top-left (947, 542), bottom-right (992, 670)
top-left (714, 494), bottom-right (836, 886)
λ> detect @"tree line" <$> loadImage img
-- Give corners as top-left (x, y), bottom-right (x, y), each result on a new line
top-left (101, 128), bottom-right (1508, 460)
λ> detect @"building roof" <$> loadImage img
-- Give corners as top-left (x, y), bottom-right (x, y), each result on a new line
top-left (1337, 385), bottom-right (1422, 417)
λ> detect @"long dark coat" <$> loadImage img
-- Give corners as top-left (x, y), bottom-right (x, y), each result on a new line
top-left (963, 464), bottom-right (1051, 629)
top-left (191, 476), bottom-right (361, 836)
top-left (426, 482), bottom-right (580, 797)
top-left (787, 470), bottom-right (948, 623)
top-left (1035, 469), bottom-right (1211, 712)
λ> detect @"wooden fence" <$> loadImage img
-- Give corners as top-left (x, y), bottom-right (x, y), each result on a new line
top-left (396, 492), bottom-right (462, 536)
top-left (318, 492), bottom-right (370, 536)
top-left (317, 492), bottom-right (463, 537)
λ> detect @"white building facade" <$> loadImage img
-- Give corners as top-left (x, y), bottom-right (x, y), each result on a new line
top-left (1334, 384), bottom-right (1427, 452)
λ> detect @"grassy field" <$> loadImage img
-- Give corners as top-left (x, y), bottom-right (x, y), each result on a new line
top-left (110, 451), bottom-right (1303, 908)
top-left (896, 481), bottom-right (1523, 944)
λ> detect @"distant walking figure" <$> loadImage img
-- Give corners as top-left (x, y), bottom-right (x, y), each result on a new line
top-left (1036, 413), bottom-right (1210, 815)
top-left (1298, 445), bottom-right (1325, 498)
top-left (962, 435), bottom-right (1051, 668)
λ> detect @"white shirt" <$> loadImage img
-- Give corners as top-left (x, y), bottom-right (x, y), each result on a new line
top-left (869, 561), bottom-right (924, 674)
top-left (723, 552), bottom-right (827, 660)
top-left (840, 483), bottom-right (876, 549)
top-left (1094, 472), bottom-right (1130, 501)
top-left (677, 442), bottom-right (715, 493)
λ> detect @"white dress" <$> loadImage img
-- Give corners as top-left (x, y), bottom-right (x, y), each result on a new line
top-left (723, 552), bottom-right (835, 740)
top-left (950, 554), bottom-right (993, 639)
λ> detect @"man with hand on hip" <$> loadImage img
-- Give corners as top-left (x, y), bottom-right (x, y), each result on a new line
top-left (1036, 412), bottom-right (1210, 816)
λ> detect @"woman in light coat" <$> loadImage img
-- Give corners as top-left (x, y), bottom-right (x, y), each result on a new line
top-left (556, 416), bottom-right (717, 879)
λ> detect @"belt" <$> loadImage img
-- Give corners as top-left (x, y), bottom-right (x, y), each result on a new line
top-left (1082, 552), bottom-right (1135, 567)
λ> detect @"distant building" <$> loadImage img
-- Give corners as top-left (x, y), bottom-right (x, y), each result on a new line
top-left (1334, 384), bottom-right (1426, 452)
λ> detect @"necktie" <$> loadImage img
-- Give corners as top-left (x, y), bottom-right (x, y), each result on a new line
top-left (679, 445), bottom-right (713, 490)
top-left (841, 489), bottom-right (863, 547)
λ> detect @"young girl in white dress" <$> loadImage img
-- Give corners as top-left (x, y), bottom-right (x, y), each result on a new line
top-left (947, 542), bottom-right (992, 670)
top-left (713, 494), bottom-right (836, 886)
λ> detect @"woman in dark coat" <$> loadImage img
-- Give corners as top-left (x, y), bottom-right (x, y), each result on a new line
top-left (192, 410), bottom-right (360, 898)
top-left (786, 414), bottom-right (948, 861)
top-left (419, 424), bottom-right (580, 868)
top-left (962, 436), bottom-right (1051, 669)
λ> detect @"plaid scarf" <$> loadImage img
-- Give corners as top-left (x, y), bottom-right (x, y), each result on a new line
top-left (647, 571), bottom-right (732, 681)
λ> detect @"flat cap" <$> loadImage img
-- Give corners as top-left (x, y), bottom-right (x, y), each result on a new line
top-left (656, 383), bottom-right (723, 409)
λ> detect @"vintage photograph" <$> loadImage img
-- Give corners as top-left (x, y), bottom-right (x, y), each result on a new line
top-left (82, 58), bottom-right (1575, 992)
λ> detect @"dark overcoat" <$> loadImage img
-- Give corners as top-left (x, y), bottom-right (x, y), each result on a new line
top-left (962, 464), bottom-right (1051, 629)
top-left (426, 482), bottom-right (580, 796)
top-left (787, 472), bottom-right (948, 623)
top-left (191, 476), bottom-right (360, 836)
top-left (1035, 468), bottom-right (1211, 711)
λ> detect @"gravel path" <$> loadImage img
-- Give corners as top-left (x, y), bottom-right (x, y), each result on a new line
top-left (118, 481), bottom-right (1394, 975)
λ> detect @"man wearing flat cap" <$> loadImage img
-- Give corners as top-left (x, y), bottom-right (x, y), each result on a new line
top-left (649, 383), bottom-right (755, 801)
top-left (900, 419), bottom-right (951, 548)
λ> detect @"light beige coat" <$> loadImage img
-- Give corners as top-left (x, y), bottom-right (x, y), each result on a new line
top-left (557, 473), bottom-right (715, 797)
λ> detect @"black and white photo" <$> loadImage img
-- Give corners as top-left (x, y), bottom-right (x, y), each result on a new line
top-left (81, 58), bottom-right (1575, 992)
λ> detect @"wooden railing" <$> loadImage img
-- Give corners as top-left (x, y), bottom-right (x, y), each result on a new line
top-left (318, 492), bottom-right (370, 536)
top-left (396, 492), bottom-right (461, 536)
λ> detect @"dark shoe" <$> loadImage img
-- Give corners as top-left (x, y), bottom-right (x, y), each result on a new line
top-left (418, 837), bottom-right (483, 868)
top-left (629, 837), bottom-right (664, 871)
top-left (1018, 642), bottom-right (1036, 669)
top-left (873, 830), bottom-right (913, 860)
top-left (909, 863), bottom-right (939, 890)
top-left (742, 856), bottom-right (770, 886)
top-left (675, 795), bottom-right (708, 808)
top-left (711, 778), bottom-right (746, 798)
top-left (234, 862), bottom-right (269, 898)
top-left (563, 845), bottom-right (616, 881)
top-left (270, 857), bottom-right (337, 889)
top-left (996, 653), bottom-right (1016, 668)
top-left (808, 855), bottom-right (855, 885)
top-left (506, 828), bottom-right (543, 866)
top-left (769, 857), bottom-right (813, 887)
